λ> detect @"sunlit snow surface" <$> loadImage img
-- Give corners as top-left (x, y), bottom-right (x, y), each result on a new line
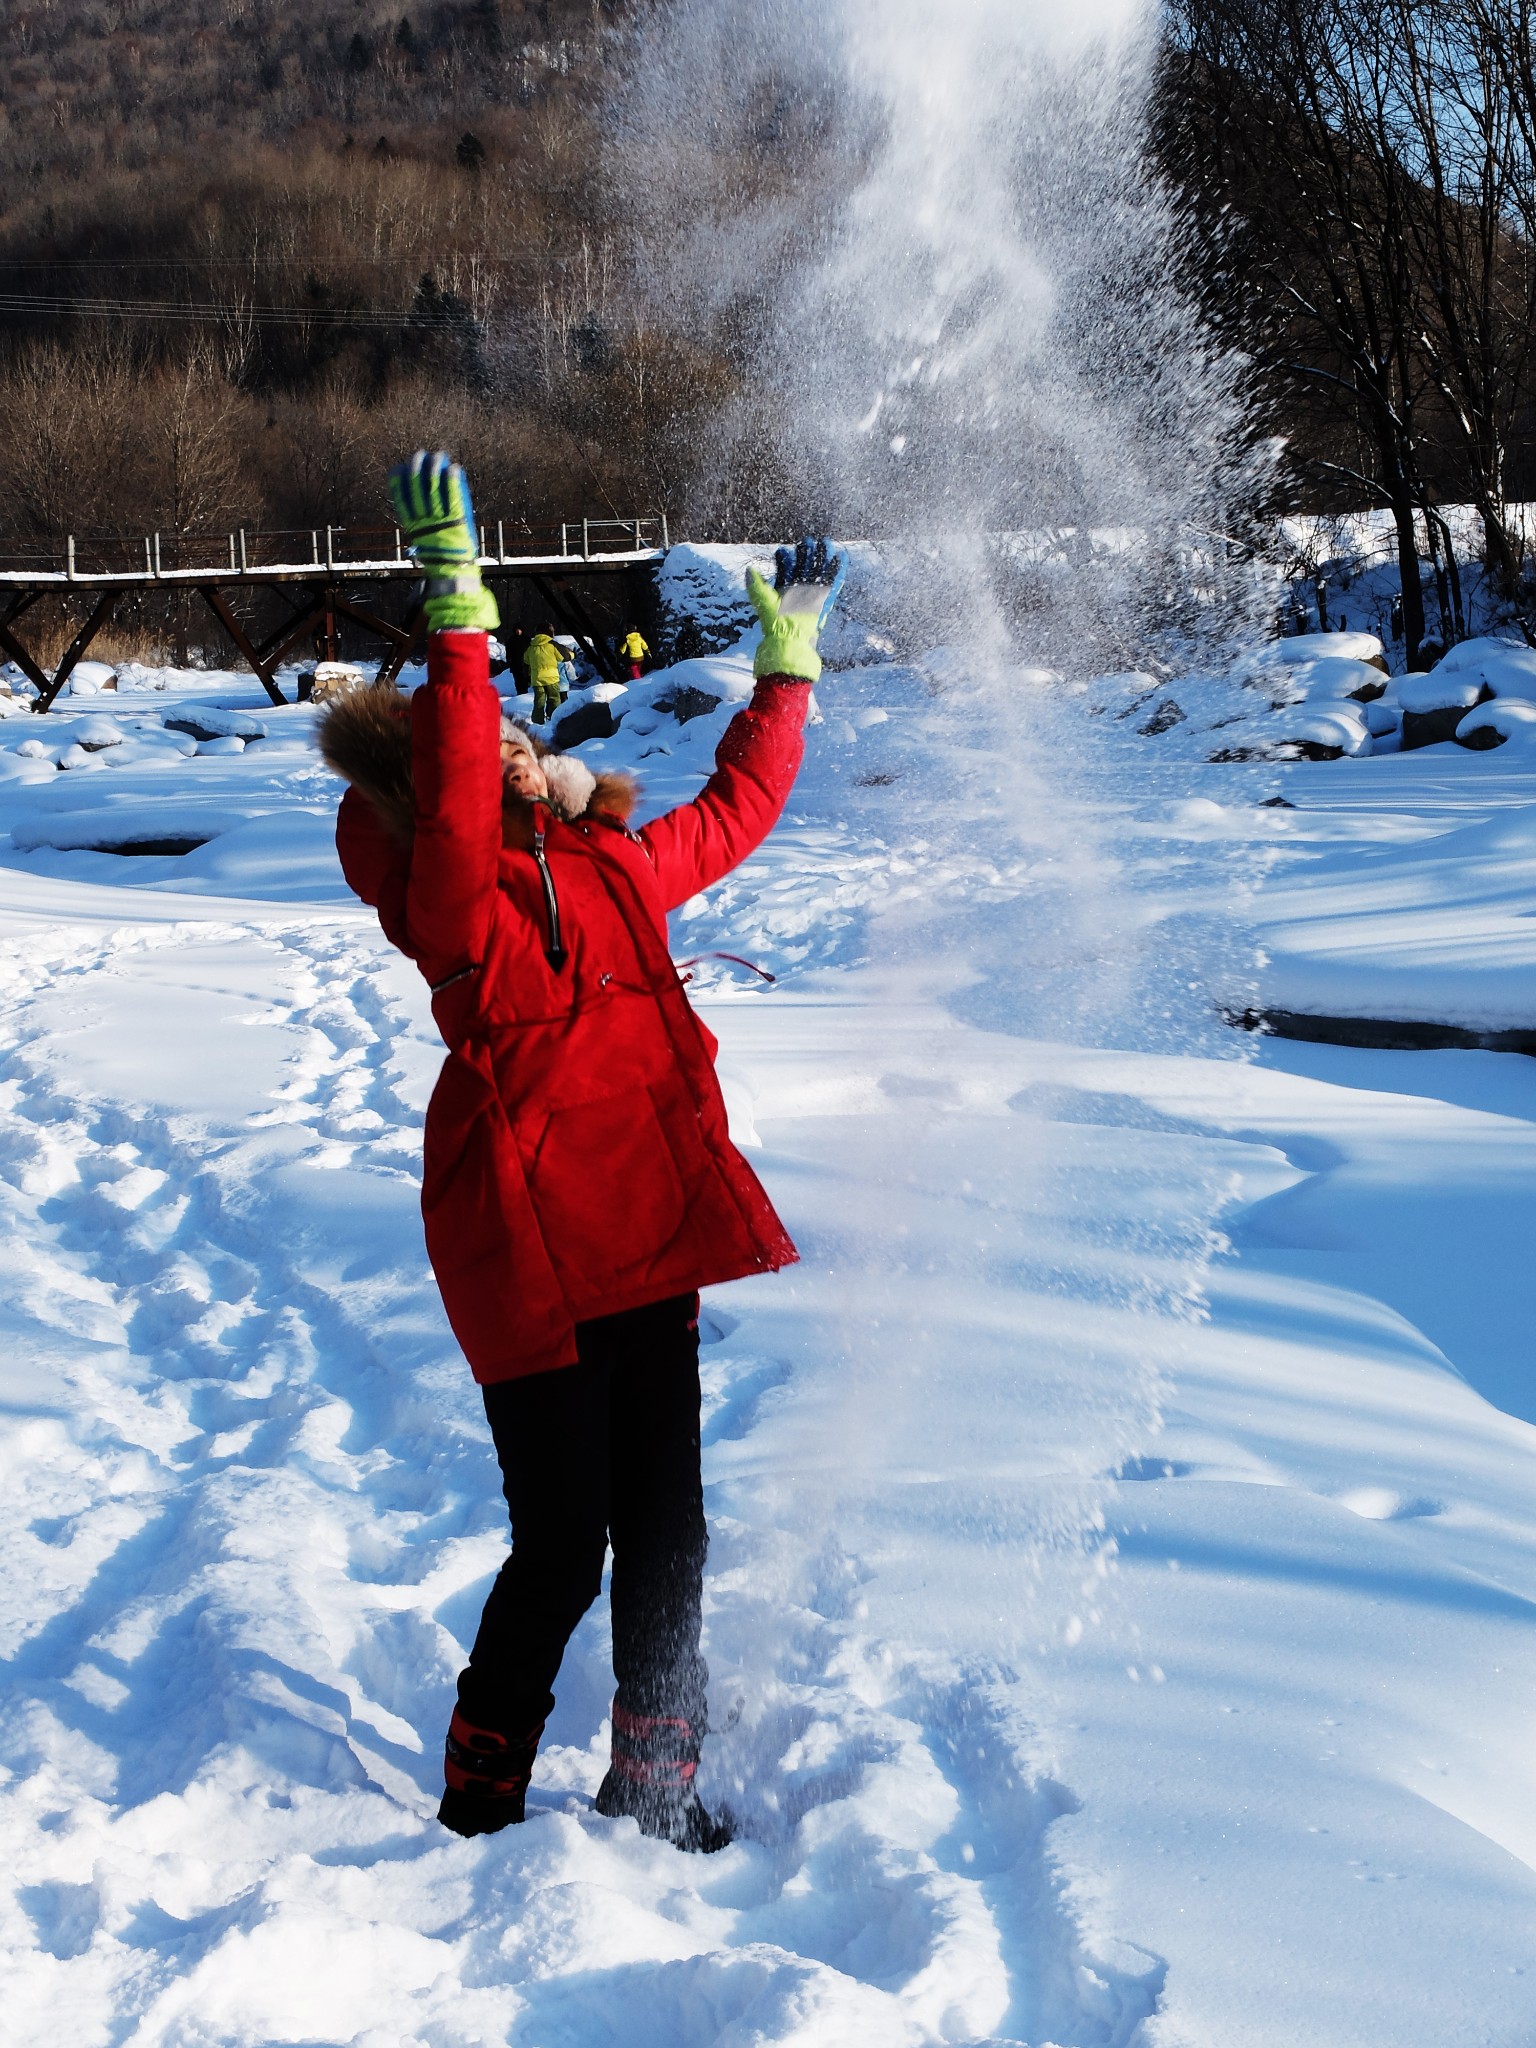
top-left (3, 594), bottom-right (1536, 2046)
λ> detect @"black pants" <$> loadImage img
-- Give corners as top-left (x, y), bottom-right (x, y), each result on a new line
top-left (459, 1293), bottom-right (709, 1735)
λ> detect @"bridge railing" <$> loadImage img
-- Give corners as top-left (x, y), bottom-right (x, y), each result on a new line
top-left (0, 514), bottom-right (669, 583)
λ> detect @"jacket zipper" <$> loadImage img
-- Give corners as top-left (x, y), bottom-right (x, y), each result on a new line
top-left (532, 811), bottom-right (567, 970)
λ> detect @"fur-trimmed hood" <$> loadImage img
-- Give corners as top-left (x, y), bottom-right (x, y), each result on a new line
top-left (318, 684), bottom-right (638, 849)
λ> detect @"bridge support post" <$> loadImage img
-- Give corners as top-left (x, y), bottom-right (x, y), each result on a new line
top-left (0, 593), bottom-right (54, 700)
top-left (33, 589), bottom-right (121, 711)
top-left (198, 587), bottom-right (288, 706)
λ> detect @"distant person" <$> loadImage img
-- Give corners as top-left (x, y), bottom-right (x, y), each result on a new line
top-left (524, 624), bottom-right (567, 725)
top-left (321, 451), bottom-right (843, 1852)
top-left (621, 627), bottom-right (650, 681)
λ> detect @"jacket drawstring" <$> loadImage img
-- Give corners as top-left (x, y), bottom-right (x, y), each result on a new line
top-left (673, 952), bottom-right (777, 985)
top-left (532, 807), bottom-right (567, 970)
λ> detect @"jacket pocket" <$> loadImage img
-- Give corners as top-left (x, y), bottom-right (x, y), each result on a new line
top-left (530, 1086), bottom-right (687, 1286)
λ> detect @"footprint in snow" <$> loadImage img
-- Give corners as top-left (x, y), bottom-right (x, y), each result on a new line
top-left (1334, 1487), bottom-right (1444, 1522)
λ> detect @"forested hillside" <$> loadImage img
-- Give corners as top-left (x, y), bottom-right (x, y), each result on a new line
top-left (0, 0), bottom-right (733, 545)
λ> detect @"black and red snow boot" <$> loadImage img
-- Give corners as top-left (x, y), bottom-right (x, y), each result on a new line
top-left (593, 1702), bottom-right (733, 1854)
top-left (437, 1698), bottom-right (550, 1838)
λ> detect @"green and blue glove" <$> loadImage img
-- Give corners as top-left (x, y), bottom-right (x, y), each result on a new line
top-left (388, 449), bottom-right (499, 633)
top-left (746, 535), bottom-right (845, 682)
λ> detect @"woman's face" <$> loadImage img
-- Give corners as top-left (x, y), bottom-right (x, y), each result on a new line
top-left (501, 741), bottom-right (549, 801)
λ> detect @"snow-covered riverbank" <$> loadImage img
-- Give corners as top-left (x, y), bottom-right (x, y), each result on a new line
top-left (3, 582), bottom-right (1536, 2047)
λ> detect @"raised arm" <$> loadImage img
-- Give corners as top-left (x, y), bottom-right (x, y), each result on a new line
top-left (641, 537), bottom-right (843, 911)
top-left (389, 451), bottom-right (506, 985)
top-left (405, 631), bottom-right (503, 978)
top-left (641, 678), bottom-right (811, 908)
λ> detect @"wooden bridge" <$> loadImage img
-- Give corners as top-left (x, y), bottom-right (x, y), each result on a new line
top-left (0, 515), bottom-right (668, 709)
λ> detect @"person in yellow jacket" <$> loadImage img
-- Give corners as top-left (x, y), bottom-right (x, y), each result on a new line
top-left (524, 625), bottom-right (568, 725)
top-left (621, 627), bottom-right (649, 681)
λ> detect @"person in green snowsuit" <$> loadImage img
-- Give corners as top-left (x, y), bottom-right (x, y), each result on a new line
top-left (524, 625), bottom-right (568, 725)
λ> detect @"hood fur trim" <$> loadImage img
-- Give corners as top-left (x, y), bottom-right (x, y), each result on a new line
top-left (319, 684), bottom-right (638, 848)
top-left (319, 684), bottom-right (415, 843)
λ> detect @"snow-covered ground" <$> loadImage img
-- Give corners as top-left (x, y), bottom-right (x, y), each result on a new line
top-left (4, 559), bottom-right (1536, 2047)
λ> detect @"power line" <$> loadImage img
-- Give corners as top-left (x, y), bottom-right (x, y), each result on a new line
top-left (0, 292), bottom-right (481, 327)
top-left (0, 256), bottom-right (550, 270)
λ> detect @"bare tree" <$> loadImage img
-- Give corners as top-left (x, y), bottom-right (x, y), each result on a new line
top-left (1373, 0), bottom-right (1533, 595)
top-left (146, 344), bottom-right (245, 538)
top-left (1162, 0), bottom-right (1536, 653)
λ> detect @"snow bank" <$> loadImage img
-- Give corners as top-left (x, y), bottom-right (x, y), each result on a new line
top-left (12, 807), bottom-right (231, 853)
top-left (654, 542), bottom-right (759, 657)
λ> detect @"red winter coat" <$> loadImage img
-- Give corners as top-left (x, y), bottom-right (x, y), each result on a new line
top-left (330, 629), bottom-right (807, 1382)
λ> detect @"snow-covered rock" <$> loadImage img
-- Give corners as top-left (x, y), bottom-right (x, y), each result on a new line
top-left (1364, 700), bottom-right (1403, 737)
top-left (1455, 699), bottom-right (1536, 750)
top-left (1388, 673), bottom-right (1487, 714)
top-left (1247, 629), bottom-right (1387, 672)
top-left (1433, 636), bottom-right (1536, 700)
top-left (164, 705), bottom-right (267, 742)
top-left (654, 542), bottom-right (757, 658)
top-left (75, 716), bottom-right (125, 752)
top-left (55, 742), bottom-right (103, 771)
top-left (1271, 702), bottom-right (1371, 757)
top-left (64, 659), bottom-right (118, 696)
top-left (9, 807), bottom-right (225, 853)
top-left (114, 661), bottom-right (171, 693)
top-left (1301, 656), bottom-right (1389, 702)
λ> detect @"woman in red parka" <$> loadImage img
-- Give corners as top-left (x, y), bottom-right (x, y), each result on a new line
top-left (321, 452), bottom-right (842, 1851)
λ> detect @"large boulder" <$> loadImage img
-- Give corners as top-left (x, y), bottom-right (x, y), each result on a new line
top-left (653, 684), bottom-right (722, 725)
top-left (1393, 671), bottom-right (1492, 749)
top-left (549, 697), bottom-right (623, 750)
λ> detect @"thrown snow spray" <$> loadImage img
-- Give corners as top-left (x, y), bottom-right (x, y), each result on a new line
top-left (612, 0), bottom-right (1262, 1868)
top-left (614, 0), bottom-right (1258, 664)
